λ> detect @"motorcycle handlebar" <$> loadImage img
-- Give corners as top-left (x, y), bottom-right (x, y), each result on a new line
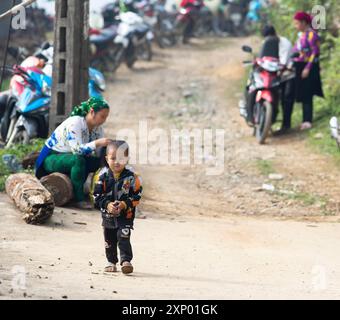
top-left (3, 64), bottom-right (14, 71)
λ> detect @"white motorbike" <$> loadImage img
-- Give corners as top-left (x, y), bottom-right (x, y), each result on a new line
top-left (113, 11), bottom-right (154, 69)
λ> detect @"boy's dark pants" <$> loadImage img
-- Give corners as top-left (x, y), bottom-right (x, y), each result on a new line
top-left (103, 227), bottom-right (133, 265)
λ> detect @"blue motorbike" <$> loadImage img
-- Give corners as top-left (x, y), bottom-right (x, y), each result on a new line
top-left (246, 0), bottom-right (262, 23)
top-left (2, 65), bottom-right (106, 148)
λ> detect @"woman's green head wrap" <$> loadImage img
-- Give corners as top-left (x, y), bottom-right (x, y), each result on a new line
top-left (71, 97), bottom-right (110, 117)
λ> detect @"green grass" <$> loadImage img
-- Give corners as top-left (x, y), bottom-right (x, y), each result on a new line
top-left (0, 78), bottom-right (10, 92)
top-left (289, 97), bottom-right (340, 165)
top-left (276, 189), bottom-right (331, 214)
top-left (308, 118), bottom-right (340, 162)
top-left (285, 191), bottom-right (326, 206)
top-left (0, 139), bottom-right (45, 191)
top-left (255, 159), bottom-right (275, 176)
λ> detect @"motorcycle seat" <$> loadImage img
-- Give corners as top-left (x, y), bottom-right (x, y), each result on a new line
top-left (90, 27), bottom-right (117, 44)
top-left (135, 25), bottom-right (149, 35)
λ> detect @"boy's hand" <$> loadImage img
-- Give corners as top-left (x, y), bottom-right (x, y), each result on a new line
top-left (107, 202), bottom-right (121, 216)
top-left (113, 201), bottom-right (127, 211)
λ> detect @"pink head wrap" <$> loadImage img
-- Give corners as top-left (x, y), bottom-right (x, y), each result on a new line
top-left (294, 11), bottom-right (313, 25)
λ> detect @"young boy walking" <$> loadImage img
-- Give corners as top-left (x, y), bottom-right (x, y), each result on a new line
top-left (93, 140), bottom-right (142, 274)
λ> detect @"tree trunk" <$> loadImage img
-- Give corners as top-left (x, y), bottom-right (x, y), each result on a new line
top-left (6, 173), bottom-right (54, 224)
top-left (40, 173), bottom-right (74, 207)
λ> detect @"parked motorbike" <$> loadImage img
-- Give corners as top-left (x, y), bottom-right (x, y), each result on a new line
top-left (239, 45), bottom-right (296, 144)
top-left (0, 57), bottom-right (46, 143)
top-left (90, 24), bottom-right (122, 73)
top-left (1, 65), bottom-right (52, 148)
top-left (137, 0), bottom-right (177, 48)
top-left (245, 0), bottom-right (268, 34)
top-left (0, 42), bottom-right (106, 147)
top-left (113, 11), bottom-right (154, 69)
top-left (1, 64), bottom-right (106, 149)
top-left (224, 0), bottom-right (248, 36)
top-left (174, 0), bottom-right (204, 44)
top-left (195, 4), bottom-right (215, 37)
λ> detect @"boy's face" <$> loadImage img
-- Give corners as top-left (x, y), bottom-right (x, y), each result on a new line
top-left (106, 147), bottom-right (128, 174)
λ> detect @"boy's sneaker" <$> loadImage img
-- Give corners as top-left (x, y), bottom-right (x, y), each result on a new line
top-left (104, 263), bottom-right (117, 273)
top-left (121, 261), bottom-right (133, 274)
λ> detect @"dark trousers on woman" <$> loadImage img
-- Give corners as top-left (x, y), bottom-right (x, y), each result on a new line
top-left (104, 227), bottom-right (133, 265)
top-left (294, 61), bottom-right (324, 124)
top-left (302, 95), bottom-right (314, 123)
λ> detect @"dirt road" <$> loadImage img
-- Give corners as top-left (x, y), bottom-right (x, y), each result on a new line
top-left (1, 37), bottom-right (340, 300)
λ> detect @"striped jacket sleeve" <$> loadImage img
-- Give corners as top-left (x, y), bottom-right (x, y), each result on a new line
top-left (93, 172), bottom-right (110, 212)
top-left (123, 174), bottom-right (143, 211)
top-left (306, 30), bottom-right (320, 71)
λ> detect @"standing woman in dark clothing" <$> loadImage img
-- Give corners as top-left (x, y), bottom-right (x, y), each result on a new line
top-left (292, 11), bottom-right (324, 130)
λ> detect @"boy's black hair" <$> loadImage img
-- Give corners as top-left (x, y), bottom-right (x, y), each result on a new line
top-left (106, 140), bottom-right (129, 157)
top-left (262, 25), bottom-right (277, 37)
top-left (99, 146), bottom-right (109, 167)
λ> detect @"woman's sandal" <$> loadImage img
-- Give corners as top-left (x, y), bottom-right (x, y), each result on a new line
top-left (300, 122), bottom-right (312, 131)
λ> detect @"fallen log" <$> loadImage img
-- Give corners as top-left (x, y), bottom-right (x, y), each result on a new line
top-left (40, 173), bottom-right (74, 207)
top-left (6, 173), bottom-right (54, 224)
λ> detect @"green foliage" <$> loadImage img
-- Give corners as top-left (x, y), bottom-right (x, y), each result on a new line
top-left (0, 139), bottom-right (45, 191)
top-left (323, 35), bottom-right (340, 114)
top-left (266, 0), bottom-right (340, 99)
top-left (266, 0), bottom-right (340, 159)
top-left (267, 0), bottom-right (340, 42)
top-left (0, 78), bottom-right (10, 92)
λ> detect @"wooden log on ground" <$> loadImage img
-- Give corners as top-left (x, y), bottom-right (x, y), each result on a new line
top-left (40, 173), bottom-right (74, 207)
top-left (5, 173), bottom-right (54, 224)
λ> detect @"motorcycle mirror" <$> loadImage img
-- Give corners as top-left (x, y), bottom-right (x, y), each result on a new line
top-left (41, 41), bottom-right (51, 50)
top-left (242, 45), bottom-right (253, 53)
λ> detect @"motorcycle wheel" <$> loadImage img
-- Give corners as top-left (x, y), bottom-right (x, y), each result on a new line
top-left (108, 45), bottom-right (125, 73)
top-left (126, 56), bottom-right (137, 69)
top-left (5, 128), bottom-right (29, 149)
top-left (173, 19), bottom-right (188, 44)
top-left (156, 19), bottom-right (177, 48)
top-left (0, 93), bottom-right (8, 121)
top-left (125, 43), bottom-right (137, 69)
top-left (255, 100), bottom-right (272, 145)
top-left (90, 57), bottom-right (107, 74)
top-left (0, 98), bottom-right (16, 142)
top-left (156, 33), bottom-right (177, 48)
top-left (138, 41), bottom-right (153, 62)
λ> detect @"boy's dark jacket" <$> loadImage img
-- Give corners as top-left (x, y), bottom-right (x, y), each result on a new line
top-left (93, 167), bottom-right (142, 229)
